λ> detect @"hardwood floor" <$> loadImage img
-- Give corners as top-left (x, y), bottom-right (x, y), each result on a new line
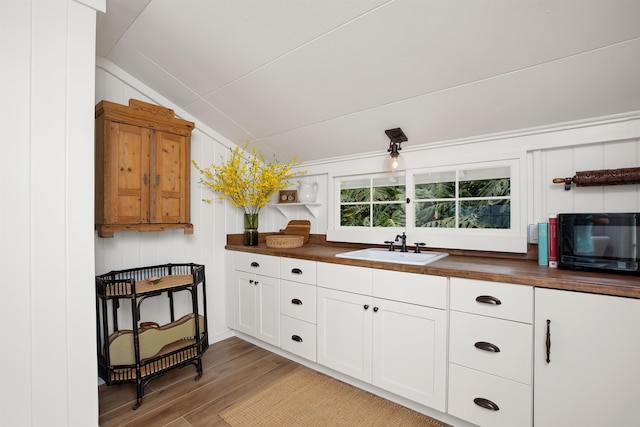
top-left (98, 336), bottom-right (300, 427)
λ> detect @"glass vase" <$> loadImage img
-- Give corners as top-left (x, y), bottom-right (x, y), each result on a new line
top-left (243, 213), bottom-right (259, 246)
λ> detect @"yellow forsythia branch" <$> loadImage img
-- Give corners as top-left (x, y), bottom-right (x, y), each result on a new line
top-left (192, 143), bottom-right (305, 215)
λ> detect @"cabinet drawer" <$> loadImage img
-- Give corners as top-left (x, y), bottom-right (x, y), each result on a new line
top-left (448, 364), bottom-right (532, 427)
top-left (280, 315), bottom-right (316, 362)
top-left (280, 280), bottom-right (316, 324)
top-left (450, 278), bottom-right (533, 323)
top-left (280, 258), bottom-right (317, 285)
top-left (317, 262), bottom-right (372, 295)
top-left (449, 311), bottom-right (532, 384)
top-left (373, 270), bottom-right (447, 309)
top-left (235, 252), bottom-right (279, 277)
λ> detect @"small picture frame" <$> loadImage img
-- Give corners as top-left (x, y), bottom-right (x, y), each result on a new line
top-left (278, 190), bottom-right (298, 204)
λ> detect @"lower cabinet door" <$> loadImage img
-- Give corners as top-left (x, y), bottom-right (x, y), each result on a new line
top-left (534, 288), bottom-right (640, 427)
top-left (280, 315), bottom-right (316, 362)
top-left (234, 271), bottom-right (256, 336)
top-left (372, 298), bottom-right (447, 411)
top-left (255, 275), bottom-right (280, 346)
top-left (317, 287), bottom-right (372, 382)
top-left (448, 363), bottom-right (532, 427)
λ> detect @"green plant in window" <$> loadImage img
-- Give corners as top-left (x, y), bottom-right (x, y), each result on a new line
top-left (460, 178), bottom-right (510, 198)
top-left (340, 204), bottom-right (370, 226)
top-left (373, 203), bottom-right (405, 227)
top-left (415, 201), bottom-right (456, 228)
top-left (415, 182), bottom-right (455, 199)
top-left (341, 187), bottom-right (369, 203)
top-left (373, 185), bottom-right (405, 201)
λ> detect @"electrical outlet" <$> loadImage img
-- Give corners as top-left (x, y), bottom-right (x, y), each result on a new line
top-left (528, 224), bottom-right (539, 244)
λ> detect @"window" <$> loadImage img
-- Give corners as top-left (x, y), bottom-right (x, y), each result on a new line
top-left (328, 158), bottom-right (525, 253)
top-left (339, 175), bottom-right (406, 227)
top-left (414, 166), bottom-right (511, 229)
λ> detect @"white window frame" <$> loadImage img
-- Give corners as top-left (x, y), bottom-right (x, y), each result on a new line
top-left (327, 156), bottom-right (527, 253)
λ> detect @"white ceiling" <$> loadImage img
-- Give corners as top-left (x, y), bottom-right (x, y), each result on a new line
top-left (96, 0), bottom-right (640, 163)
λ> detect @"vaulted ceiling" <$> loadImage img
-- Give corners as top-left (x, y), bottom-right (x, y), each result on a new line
top-left (96, 0), bottom-right (640, 163)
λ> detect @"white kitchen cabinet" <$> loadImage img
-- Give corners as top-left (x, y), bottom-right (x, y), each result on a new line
top-left (317, 286), bottom-right (373, 382)
top-left (317, 265), bottom-right (448, 411)
top-left (233, 253), bottom-right (280, 347)
top-left (534, 288), bottom-right (640, 427)
top-left (372, 269), bottom-right (448, 411)
top-left (448, 277), bottom-right (533, 427)
top-left (279, 257), bottom-right (318, 362)
top-left (316, 262), bottom-right (373, 382)
top-left (371, 296), bottom-right (447, 411)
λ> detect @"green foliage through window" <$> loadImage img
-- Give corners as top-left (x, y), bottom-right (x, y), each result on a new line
top-left (338, 167), bottom-right (511, 230)
top-left (414, 169), bottom-right (511, 229)
top-left (339, 177), bottom-right (406, 227)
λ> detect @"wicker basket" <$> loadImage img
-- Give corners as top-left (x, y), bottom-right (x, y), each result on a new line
top-left (265, 234), bottom-right (305, 249)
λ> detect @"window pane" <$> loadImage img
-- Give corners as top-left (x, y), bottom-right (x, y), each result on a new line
top-left (416, 182), bottom-right (455, 199)
top-left (372, 176), bottom-right (406, 202)
top-left (459, 200), bottom-right (511, 228)
top-left (373, 203), bottom-right (405, 227)
top-left (415, 171), bottom-right (456, 185)
top-left (340, 187), bottom-right (369, 203)
top-left (459, 178), bottom-right (511, 198)
top-left (459, 167), bottom-right (511, 198)
top-left (414, 172), bottom-right (455, 199)
top-left (415, 201), bottom-right (456, 228)
top-left (340, 204), bottom-right (370, 226)
top-left (373, 185), bottom-right (406, 202)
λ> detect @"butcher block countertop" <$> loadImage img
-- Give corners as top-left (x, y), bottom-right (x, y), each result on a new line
top-left (226, 239), bottom-right (640, 299)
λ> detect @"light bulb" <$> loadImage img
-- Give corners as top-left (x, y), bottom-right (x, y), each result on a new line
top-left (384, 153), bottom-right (405, 172)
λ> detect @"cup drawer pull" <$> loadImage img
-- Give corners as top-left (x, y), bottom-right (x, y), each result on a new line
top-left (291, 298), bottom-right (303, 305)
top-left (474, 341), bottom-right (501, 353)
top-left (474, 397), bottom-right (500, 411)
top-left (291, 335), bottom-right (303, 342)
top-left (475, 295), bottom-right (502, 305)
top-left (291, 268), bottom-right (303, 275)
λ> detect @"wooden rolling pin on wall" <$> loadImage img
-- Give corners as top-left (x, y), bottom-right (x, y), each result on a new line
top-left (553, 167), bottom-right (640, 190)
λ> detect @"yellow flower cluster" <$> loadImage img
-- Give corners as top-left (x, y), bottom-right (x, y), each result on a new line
top-left (192, 143), bottom-right (304, 215)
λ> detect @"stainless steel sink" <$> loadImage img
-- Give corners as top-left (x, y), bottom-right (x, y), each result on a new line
top-left (335, 248), bottom-right (448, 266)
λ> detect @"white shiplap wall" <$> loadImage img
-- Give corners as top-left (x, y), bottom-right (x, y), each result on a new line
top-left (1, 1), bottom-right (104, 426)
top-left (538, 138), bottom-right (640, 218)
top-left (94, 62), bottom-right (236, 341)
top-left (95, 57), bottom-right (640, 349)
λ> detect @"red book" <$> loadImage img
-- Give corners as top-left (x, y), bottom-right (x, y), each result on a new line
top-left (549, 215), bottom-right (558, 268)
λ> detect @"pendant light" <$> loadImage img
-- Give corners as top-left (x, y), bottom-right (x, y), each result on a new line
top-left (384, 127), bottom-right (407, 172)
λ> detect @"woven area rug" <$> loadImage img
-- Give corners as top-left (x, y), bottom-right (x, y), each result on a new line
top-left (220, 366), bottom-right (450, 427)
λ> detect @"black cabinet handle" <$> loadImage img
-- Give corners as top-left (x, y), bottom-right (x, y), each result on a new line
top-left (364, 304), bottom-right (369, 310)
top-left (250, 261), bottom-right (260, 268)
top-left (546, 319), bottom-right (551, 364)
top-left (254, 281), bottom-right (259, 286)
top-left (475, 295), bottom-right (502, 305)
top-left (474, 341), bottom-right (501, 353)
top-left (291, 298), bottom-right (303, 305)
top-left (291, 268), bottom-right (303, 275)
top-left (291, 335), bottom-right (303, 342)
top-left (373, 307), bottom-right (379, 312)
top-left (474, 397), bottom-right (499, 411)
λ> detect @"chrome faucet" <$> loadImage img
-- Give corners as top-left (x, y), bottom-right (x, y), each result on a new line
top-left (395, 232), bottom-right (408, 252)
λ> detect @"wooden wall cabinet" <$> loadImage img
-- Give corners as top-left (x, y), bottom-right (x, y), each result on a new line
top-left (95, 99), bottom-right (195, 237)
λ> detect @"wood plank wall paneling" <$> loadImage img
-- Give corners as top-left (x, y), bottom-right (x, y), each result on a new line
top-left (96, 59), bottom-right (640, 349)
top-left (539, 138), bottom-right (640, 220)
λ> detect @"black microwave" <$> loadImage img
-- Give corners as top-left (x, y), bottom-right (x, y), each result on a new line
top-left (557, 213), bottom-right (639, 274)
